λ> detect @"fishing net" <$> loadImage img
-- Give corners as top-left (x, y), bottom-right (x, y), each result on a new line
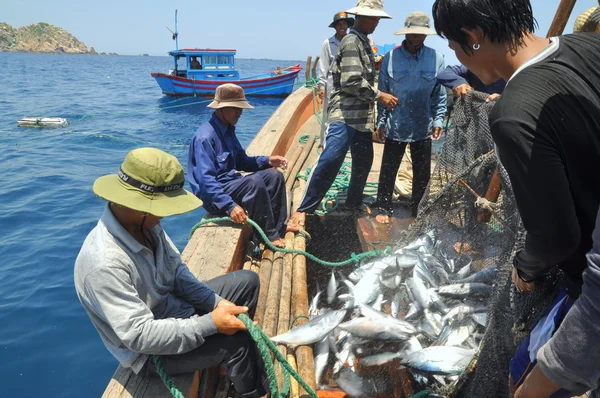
top-left (392, 91), bottom-right (562, 398)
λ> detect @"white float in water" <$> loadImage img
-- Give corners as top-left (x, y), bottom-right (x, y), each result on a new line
top-left (17, 117), bottom-right (69, 128)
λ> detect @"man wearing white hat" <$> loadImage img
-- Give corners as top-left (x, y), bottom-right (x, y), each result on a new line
top-left (188, 84), bottom-right (293, 248)
top-left (291, 0), bottom-right (398, 227)
top-left (373, 11), bottom-right (447, 224)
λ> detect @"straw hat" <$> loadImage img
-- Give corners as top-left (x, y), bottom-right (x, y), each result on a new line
top-left (394, 11), bottom-right (437, 35)
top-left (207, 83), bottom-right (254, 109)
top-left (93, 148), bottom-right (202, 217)
top-left (346, 0), bottom-right (392, 19)
top-left (329, 11), bottom-right (355, 28)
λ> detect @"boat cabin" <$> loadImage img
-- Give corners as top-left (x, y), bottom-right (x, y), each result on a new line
top-left (169, 48), bottom-right (240, 80)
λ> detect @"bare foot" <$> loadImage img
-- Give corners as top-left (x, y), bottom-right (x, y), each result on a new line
top-left (289, 211), bottom-right (306, 227)
top-left (271, 238), bottom-right (286, 248)
top-left (376, 214), bottom-right (390, 224)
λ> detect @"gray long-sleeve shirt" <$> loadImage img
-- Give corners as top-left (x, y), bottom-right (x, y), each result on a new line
top-left (74, 205), bottom-right (222, 373)
top-left (537, 206), bottom-right (600, 394)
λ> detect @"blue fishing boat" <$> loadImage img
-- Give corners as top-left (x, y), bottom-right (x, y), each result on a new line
top-left (152, 10), bottom-right (302, 97)
top-left (152, 49), bottom-right (302, 97)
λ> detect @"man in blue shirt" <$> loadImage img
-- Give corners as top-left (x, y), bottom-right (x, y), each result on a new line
top-left (437, 64), bottom-right (506, 101)
top-left (374, 11), bottom-right (447, 223)
top-left (187, 84), bottom-right (291, 248)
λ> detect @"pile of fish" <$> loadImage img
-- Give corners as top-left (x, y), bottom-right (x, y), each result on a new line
top-left (271, 230), bottom-right (498, 397)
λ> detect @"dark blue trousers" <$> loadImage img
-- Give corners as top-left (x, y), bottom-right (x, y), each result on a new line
top-left (297, 122), bottom-right (374, 213)
top-left (223, 169), bottom-right (287, 241)
top-left (146, 271), bottom-right (268, 397)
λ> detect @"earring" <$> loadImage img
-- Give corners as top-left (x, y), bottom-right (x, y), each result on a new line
top-left (473, 43), bottom-right (481, 51)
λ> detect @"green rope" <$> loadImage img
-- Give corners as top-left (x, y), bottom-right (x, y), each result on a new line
top-left (296, 154), bottom-right (378, 216)
top-left (152, 355), bottom-right (185, 398)
top-left (289, 315), bottom-right (310, 329)
top-left (409, 389), bottom-right (434, 398)
top-left (189, 216), bottom-right (387, 267)
top-left (153, 314), bottom-right (318, 398)
top-left (298, 134), bottom-right (310, 144)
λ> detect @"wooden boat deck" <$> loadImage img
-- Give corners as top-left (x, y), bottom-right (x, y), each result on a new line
top-left (101, 85), bottom-right (417, 398)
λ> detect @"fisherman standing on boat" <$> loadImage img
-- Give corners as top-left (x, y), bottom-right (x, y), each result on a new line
top-left (433, 0), bottom-right (600, 396)
top-left (373, 11), bottom-right (447, 224)
top-left (74, 148), bottom-right (268, 397)
top-left (290, 0), bottom-right (399, 227)
top-left (188, 83), bottom-right (295, 248)
top-left (317, 12), bottom-right (355, 100)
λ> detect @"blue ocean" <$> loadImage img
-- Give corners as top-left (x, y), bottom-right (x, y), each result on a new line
top-left (0, 53), bottom-right (304, 397)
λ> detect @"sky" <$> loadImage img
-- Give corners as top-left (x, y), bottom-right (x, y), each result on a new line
top-left (2, 0), bottom-right (596, 64)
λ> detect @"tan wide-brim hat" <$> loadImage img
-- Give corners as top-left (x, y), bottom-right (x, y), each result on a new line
top-left (346, 0), bottom-right (392, 19)
top-left (207, 83), bottom-right (254, 109)
top-left (395, 11), bottom-right (437, 35)
top-left (93, 148), bottom-right (202, 217)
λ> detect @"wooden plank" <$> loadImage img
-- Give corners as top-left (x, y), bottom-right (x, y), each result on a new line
top-left (262, 251), bottom-right (284, 338)
top-left (254, 250), bottom-right (274, 327)
top-left (291, 234), bottom-right (317, 397)
top-left (275, 232), bottom-right (295, 389)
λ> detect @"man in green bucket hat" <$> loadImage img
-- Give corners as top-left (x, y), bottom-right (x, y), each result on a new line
top-left (75, 148), bottom-right (268, 397)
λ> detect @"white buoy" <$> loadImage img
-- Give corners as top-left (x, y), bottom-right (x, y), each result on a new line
top-left (17, 117), bottom-right (69, 128)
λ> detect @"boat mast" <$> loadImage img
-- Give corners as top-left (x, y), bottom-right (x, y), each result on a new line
top-left (175, 9), bottom-right (179, 52)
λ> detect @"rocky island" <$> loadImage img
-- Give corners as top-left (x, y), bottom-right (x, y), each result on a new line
top-left (0, 22), bottom-right (117, 55)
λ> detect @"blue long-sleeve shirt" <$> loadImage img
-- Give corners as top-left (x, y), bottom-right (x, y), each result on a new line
top-left (377, 44), bottom-right (447, 142)
top-left (187, 113), bottom-right (270, 214)
top-left (436, 64), bottom-right (506, 95)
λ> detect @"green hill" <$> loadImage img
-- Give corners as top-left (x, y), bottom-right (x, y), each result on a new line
top-left (0, 22), bottom-right (100, 54)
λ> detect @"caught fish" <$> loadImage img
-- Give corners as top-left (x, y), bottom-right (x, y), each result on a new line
top-left (336, 368), bottom-right (388, 397)
top-left (314, 335), bottom-right (330, 384)
top-left (309, 290), bottom-right (322, 318)
top-left (391, 291), bottom-right (402, 319)
top-left (437, 283), bottom-right (493, 299)
top-left (402, 346), bottom-right (476, 374)
top-left (442, 303), bottom-right (488, 325)
top-left (454, 264), bottom-right (498, 284)
top-left (338, 316), bottom-right (417, 341)
top-left (327, 271), bottom-right (338, 305)
top-left (360, 352), bottom-right (402, 367)
top-left (471, 312), bottom-right (488, 327)
top-left (271, 309), bottom-right (347, 347)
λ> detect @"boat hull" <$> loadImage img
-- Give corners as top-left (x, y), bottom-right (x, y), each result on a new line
top-left (151, 67), bottom-right (302, 97)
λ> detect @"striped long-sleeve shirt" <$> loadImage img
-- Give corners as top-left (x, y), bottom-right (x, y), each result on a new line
top-left (328, 28), bottom-right (380, 133)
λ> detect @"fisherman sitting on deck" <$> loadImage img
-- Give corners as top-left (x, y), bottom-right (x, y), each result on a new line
top-left (290, 0), bottom-right (399, 227)
top-left (373, 11), bottom-right (447, 224)
top-left (433, 0), bottom-right (600, 396)
top-left (188, 83), bottom-right (295, 248)
top-left (74, 148), bottom-right (268, 397)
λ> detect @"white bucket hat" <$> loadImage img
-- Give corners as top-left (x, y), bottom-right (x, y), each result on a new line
top-left (346, 0), bottom-right (392, 19)
top-left (395, 11), bottom-right (437, 35)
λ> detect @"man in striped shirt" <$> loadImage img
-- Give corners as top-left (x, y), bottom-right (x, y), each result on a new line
top-left (291, 0), bottom-right (398, 226)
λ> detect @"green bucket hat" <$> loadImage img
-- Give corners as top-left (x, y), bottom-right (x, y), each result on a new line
top-left (93, 148), bottom-right (202, 217)
top-left (329, 12), bottom-right (355, 28)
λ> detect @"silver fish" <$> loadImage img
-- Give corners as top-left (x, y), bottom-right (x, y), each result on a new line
top-left (336, 368), bottom-right (385, 397)
top-left (360, 352), bottom-right (402, 367)
top-left (454, 265), bottom-right (498, 284)
top-left (471, 312), bottom-right (488, 327)
top-left (402, 346), bottom-right (476, 374)
top-left (391, 291), bottom-right (402, 319)
top-left (314, 335), bottom-right (330, 384)
top-left (442, 303), bottom-right (488, 325)
top-left (338, 316), bottom-right (417, 341)
top-left (270, 309), bottom-right (347, 347)
top-left (308, 290), bottom-right (322, 318)
top-left (437, 283), bottom-right (493, 299)
top-left (327, 271), bottom-right (338, 305)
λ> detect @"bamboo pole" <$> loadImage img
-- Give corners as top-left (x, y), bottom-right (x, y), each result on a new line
top-left (254, 250), bottom-right (274, 327)
top-left (305, 56), bottom-right (312, 83)
top-left (287, 352), bottom-right (301, 398)
top-left (261, 250), bottom-right (284, 337)
top-left (547, 0), bottom-right (578, 37)
top-left (311, 56), bottom-right (320, 79)
top-left (274, 232), bottom-right (295, 389)
top-left (291, 234), bottom-right (316, 397)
